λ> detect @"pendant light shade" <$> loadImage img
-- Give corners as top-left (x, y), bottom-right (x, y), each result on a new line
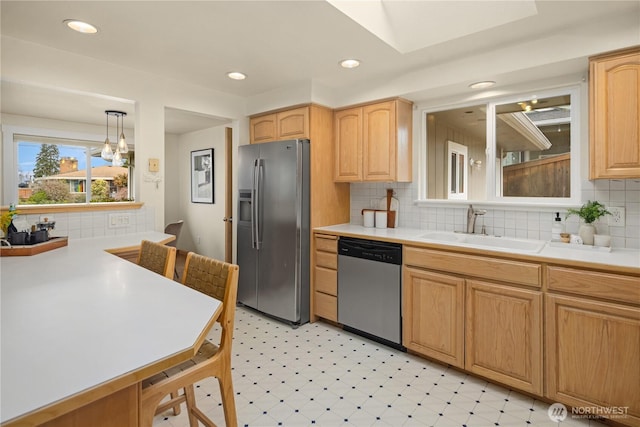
top-left (116, 113), bottom-right (128, 154)
top-left (102, 110), bottom-right (128, 165)
top-left (101, 112), bottom-right (114, 160)
top-left (112, 149), bottom-right (124, 167)
top-left (101, 137), bottom-right (113, 160)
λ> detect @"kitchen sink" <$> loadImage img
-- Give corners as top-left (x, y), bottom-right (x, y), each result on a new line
top-left (418, 231), bottom-right (545, 253)
top-left (418, 231), bottom-right (464, 243)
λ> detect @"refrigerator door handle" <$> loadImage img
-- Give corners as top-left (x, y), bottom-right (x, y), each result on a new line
top-left (254, 158), bottom-right (263, 250)
top-left (251, 159), bottom-right (258, 249)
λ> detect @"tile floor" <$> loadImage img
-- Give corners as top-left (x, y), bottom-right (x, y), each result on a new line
top-left (153, 307), bottom-right (606, 427)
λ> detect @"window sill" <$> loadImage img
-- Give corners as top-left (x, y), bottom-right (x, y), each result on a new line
top-left (2, 202), bottom-right (144, 215)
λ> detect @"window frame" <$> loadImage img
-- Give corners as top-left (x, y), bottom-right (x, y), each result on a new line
top-left (418, 84), bottom-right (582, 208)
top-left (2, 125), bottom-right (135, 206)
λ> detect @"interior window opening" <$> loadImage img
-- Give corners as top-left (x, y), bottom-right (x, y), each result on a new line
top-left (424, 88), bottom-right (576, 203)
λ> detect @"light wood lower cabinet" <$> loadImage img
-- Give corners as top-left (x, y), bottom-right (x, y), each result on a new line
top-left (466, 280), bottom-right (543, 395)
top-left (313, 234), bottom-right (338, 322)
top-left (403, 267), bottom-right (464, 368)
top-left (403, 245), bottom-right (542, 395)
top-left (546, 294), bottom-right (640, 425)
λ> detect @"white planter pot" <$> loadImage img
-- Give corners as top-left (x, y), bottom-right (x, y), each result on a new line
top-left (579, 223), bottom-right (596, 245)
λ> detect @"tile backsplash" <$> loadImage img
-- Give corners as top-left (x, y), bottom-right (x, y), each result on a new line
top-left (12, 205), bottom-right (155, 240)
top-left (350, 179), bottom-right (640, 249)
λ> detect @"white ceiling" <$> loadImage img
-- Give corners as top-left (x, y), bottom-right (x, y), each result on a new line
top-left (1, 1), bottom-right (638, 134)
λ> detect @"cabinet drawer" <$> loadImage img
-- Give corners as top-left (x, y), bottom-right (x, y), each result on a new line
top-left (547, 266), bottom-right (640, 306)
top-left (316, 251), bottom-right (337, 270)
top-left (404, 246), bottom-right (541, 287)
top-left (314, 291), bottom-right (337, 322)
top-left (315, 235), bottom-right (338, 253)
top-left (315, 266), bottom-right (337, 296)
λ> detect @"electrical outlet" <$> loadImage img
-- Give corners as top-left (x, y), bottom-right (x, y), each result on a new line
top-left (108, 213), bottom-right (131, 228)
top-left (608, 206), bottom-right (625, 227)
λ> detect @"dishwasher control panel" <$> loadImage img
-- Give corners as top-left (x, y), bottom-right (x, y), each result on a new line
top-left (338, 237), bottom-right (402, 265)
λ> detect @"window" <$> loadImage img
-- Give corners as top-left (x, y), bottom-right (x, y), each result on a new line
top-left (15, 135), bottom-right (133, 205)
top-left (422, 86), bottom-right (580, 205)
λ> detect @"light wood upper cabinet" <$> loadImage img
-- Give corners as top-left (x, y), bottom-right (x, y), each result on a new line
top-left (403, 266), bottom-right (465, 368)
top-left (466, 280), bottom-right (543, 395)
top-left (250, 106), bottom-right (309, 144)
top-left (334, 107), bottom-right (363, 181)
top-left (277, 107), bottom-right (309, 140)
top-left (590, 46), bottom-right (640, 179)
top-left (546, 294), bottom-right (640, 424)
top-left (250, 113), bottom-right (278, 144)
top-left (334, 99), bottom-right (412, 182)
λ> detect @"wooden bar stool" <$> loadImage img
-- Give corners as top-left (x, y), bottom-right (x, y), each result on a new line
top-left (140, 253), bottom-right (239, 427)
top-left (137, 240), bottom-right (177, 279)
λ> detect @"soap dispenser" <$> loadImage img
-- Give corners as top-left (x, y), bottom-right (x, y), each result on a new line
top-left (551, 212), bottom-right (564, 241)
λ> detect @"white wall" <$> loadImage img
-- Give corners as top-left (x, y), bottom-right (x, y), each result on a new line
top-left (1, 36), bottom-right (245, 231)
top-left (170, 126), bottom-right (227, 260)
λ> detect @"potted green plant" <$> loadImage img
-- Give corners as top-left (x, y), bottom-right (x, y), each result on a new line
top-left (1, 205), bottom-right (19, 237)
top-left (565, 200), bottom-right (611, 245)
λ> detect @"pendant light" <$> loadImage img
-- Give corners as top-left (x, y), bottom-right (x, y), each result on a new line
top-left (100, 112), bottom-right (113, 160)
top-left (101, 110), bottom-right (128, 166)
top-left (116, 112), bottom-right (128, 154)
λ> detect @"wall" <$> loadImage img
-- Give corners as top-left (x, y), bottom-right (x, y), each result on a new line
top-left (169, 126), bottom-right (227, 260)
top-left (350, 179), bottom-right (639, 249)
top-left (1, 36), bottom-right (245, 231)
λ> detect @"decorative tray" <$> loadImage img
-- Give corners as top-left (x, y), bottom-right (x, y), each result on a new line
top-left (0, 236), bottom-right (69, 257)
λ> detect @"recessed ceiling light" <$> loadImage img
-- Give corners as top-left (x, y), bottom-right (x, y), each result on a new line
top-left (469, 81), bottom-right (496, 89)
top-left (64, 19), bottom-right (98, 34)
top-left (340, 59), bottom-right (360, 69)
top-left (227, 72), bottom-right (247, 80)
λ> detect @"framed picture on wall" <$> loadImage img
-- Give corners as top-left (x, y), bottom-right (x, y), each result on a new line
top-left (191, 148), bottom-right (214, 203)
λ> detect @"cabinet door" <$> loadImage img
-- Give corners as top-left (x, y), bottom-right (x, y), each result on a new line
top-left (590, 48), bottom-right (640, 178)
top-left (403, 267), bottom-right (464, 368)
top-left (466, 280), bottom-right (542, 394)
top-left (363, 101), bottom-right (396, 181)
top-left (250, 113), bottom-right (277, 144)
top-left (277, 107), bottom-right (309, 140)
top-left (546, 294), bottom-right (640, 422)
top-left (334, 107), bottom-right (363, 182)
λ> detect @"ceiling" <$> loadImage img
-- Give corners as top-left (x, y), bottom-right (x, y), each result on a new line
top-left (1, 1), bottom-right (638, 134)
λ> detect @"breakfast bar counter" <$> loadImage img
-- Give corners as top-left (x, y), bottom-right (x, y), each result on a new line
top-left (0, 232), bottom-right (222, 426)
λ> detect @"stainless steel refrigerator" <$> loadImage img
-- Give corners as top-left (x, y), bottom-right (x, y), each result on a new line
top-left (237, 139), bottom-right (310, 326)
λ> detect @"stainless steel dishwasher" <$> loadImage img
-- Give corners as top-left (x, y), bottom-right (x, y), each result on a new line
top-left (338, 237), bottom-right (403, 349)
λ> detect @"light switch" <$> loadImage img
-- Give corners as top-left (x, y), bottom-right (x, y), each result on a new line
top-left (148, 158), bottom-right (160, 172)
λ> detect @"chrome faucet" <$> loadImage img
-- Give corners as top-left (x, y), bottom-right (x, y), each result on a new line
top-left (466, 204), bottom-right (487, 234)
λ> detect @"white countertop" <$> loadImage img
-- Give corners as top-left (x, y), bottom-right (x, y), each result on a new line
top-left (0, 232), bottom-right (222, 423)
top-left (315, 224), bottom-right (640, 271)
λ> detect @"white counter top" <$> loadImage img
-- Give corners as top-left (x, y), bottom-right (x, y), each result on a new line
top-left (315, 224), bottom-right (640, 271)
top-left (0, 232), bottom-right (221, 423)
